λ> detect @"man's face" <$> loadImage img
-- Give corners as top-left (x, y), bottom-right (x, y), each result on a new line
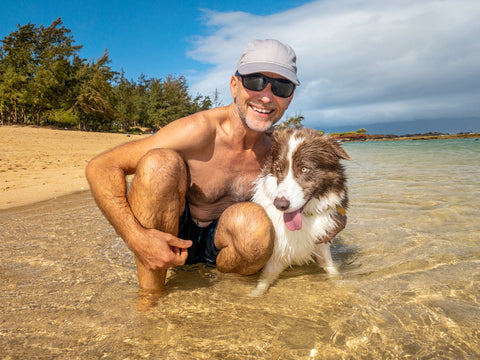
top-left (230, 72), bottom-right (294, 132)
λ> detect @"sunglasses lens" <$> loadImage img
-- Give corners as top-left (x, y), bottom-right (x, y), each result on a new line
top-left (272, 79), bottom-right (295, 98)
top-left (240, 73), bottom-right (294, 98)
top-left (242, 75), bottom-right (266, 92)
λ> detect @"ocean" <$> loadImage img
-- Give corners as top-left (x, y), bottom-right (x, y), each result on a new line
top-left (1, 138), bottom-right (479, 358)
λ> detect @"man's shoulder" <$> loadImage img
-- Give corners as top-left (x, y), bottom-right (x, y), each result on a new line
top-left (175, 107), bottom-right (226, 136)
top-left (195, 106), bottom-right (230, 125)
top-left (149, 106), bottom-right (229, 151)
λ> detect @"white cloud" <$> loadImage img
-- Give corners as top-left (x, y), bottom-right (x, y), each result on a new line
top-left (187, 0), bottom-right (480, 131)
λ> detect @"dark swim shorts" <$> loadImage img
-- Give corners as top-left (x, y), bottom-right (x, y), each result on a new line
top-left (178, 202), bottom-right (220, 265)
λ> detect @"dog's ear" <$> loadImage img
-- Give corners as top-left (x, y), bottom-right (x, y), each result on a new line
top-left (272, 128), bottom-right (292, 146)
top-left (325, 136), bottom-right (352, 161)
top-left (264, 129), bottom-right (285, 173)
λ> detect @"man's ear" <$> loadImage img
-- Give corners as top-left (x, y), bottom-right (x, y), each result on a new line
top-left (230, 75), bottom-right (238, 99)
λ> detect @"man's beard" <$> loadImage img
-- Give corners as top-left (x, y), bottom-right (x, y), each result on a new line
top-left (235, 100), bottom-right (281, 133)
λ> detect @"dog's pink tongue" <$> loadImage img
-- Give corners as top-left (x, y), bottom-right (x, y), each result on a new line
top-left (284, 209), bottom-right (303, 231)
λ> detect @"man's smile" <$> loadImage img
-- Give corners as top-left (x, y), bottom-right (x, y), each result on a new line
top-left (250, 105), bottom-right (274, 115)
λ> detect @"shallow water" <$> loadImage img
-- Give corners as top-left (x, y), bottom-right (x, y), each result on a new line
top-left (1, 138), bottom-right (479, 359)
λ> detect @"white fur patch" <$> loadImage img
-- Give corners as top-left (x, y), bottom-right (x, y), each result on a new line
top-left (274, 135), bottom-right (306, 211)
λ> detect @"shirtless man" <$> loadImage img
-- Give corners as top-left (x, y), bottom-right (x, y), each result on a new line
top-left (86, 39), bottom-right (345, 291)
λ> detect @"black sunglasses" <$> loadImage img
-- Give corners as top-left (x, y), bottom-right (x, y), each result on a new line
top-left (235, 71), bottom-right (295, 98)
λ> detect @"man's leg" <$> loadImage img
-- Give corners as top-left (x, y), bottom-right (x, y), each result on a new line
top-left (128, 148), bottom-right (187, 290)
top-left (214, 202), bottom-right (275, 275)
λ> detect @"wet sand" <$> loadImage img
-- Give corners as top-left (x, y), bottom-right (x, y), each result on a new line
top-left (0, 126), bottom-right (148, 209)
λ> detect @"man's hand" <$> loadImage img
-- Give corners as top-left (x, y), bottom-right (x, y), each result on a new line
top-left (316, 213), bottom-right (347, 244)
top-left (129, 228), bottom-right (192, 270)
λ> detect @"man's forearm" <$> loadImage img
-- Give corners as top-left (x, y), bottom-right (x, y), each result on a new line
top-left (86, 160), bottom-right (142, 250)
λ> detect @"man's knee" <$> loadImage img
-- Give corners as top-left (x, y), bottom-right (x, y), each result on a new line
top-left (225, 202), bottom-right (274, 257)
top-left (129, 149), bottom-right (187, 230)
top-left (135, 148), bottom-right (187, 186)
top-left (215, 202), bottom-right (275, 274)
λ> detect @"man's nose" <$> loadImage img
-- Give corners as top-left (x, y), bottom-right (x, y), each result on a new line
top-left (256, 83), bottom-right (275, 102)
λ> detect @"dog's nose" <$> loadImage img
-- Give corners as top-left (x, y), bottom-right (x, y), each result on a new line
top-left (274, 196), bottom-right (290, 211)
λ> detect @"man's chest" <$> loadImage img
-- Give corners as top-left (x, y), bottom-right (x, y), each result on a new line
top-left (187, 149), bottom-right (265, 203)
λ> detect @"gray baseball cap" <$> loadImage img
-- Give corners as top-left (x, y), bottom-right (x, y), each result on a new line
top-left (237, 39), bottom-right (300, 86)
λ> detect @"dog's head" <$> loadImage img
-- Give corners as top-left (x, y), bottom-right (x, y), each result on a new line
top-left (263, 128), bottom-right (351, 218)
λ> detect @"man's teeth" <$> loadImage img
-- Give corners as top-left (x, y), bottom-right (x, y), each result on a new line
top-left (252, 106), bottom-right (272, 114)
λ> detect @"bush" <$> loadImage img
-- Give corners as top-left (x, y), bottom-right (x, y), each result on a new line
top-left (49, 109), bottom-right (79, 128)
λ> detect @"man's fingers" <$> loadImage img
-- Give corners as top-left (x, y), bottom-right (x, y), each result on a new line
top-left (169, 246), bottom-right (189, 266)
top-left (166, 236), bottom-right (191, 266)
top-left (168, 236), bottom-right (192, 249)
top-left (171, 246), bottom-right (181, 256)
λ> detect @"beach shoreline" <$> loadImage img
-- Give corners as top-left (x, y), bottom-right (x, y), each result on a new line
top-left (333, 132), bottom-right (480, 142)
top-left (0, 125), bottom-right (148, 210)
top-left (2, 125), bottom-right (478, 210)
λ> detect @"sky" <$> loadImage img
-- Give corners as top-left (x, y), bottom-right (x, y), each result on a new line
top-left (1, 0), bottom-right (479, 135)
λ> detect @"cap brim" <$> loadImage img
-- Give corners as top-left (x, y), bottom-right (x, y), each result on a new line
top-left (237, 63), bottom-right (300, 86)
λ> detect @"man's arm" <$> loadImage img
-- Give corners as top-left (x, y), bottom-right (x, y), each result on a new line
top-left (86, 136), bottom-right (191, 268)
top-left (85, 114), bottom-right (215, 269)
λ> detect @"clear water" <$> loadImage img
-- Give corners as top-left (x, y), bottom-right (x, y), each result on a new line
top-left (1, 138), bottom-right (479, 359)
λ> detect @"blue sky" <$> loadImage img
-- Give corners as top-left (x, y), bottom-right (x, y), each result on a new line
top-left (1, 0), bottom-right (480, 134)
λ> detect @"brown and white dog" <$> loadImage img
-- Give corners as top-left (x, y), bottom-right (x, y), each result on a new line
top-left (251, 128), bottom-right (351, 296)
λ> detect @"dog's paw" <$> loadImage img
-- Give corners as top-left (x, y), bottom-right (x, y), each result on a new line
top-left (248, 287), bottom-right (266, 297)
top-left (324, 265), bottom-right (339, 276)
top-left (248, 282), bottom-right (269, 297)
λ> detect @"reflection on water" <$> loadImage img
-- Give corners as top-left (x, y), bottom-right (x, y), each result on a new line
top-left (1, 139), bottom-right (479, 358)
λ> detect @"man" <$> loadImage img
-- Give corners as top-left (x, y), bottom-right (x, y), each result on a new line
top-left (86, 39), bottom-right (345, 291)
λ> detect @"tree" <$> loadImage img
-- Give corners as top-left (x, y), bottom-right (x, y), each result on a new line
top-left (0, 23), bottom-right (37, 77)
top-left (112, 69), bottom-right (138, 130)
top-left (133, 74), bottom-right (150, 128)
top-left (0, 67), bottom-right (28, 123)
top-left (145, 75), bottom-right (211, 129)
top-left (72, 50), bottom-right (117, 131)
top-left (0, 18), bottom-right (82, 125)
top-left (0, 20), bottom-right (212, 131)
top-left (275, 113), bottom-right (305, 129)
top-left (32, 18), bottom-right (82, 124)
top-left (211, 88), bottom-right (223, 107)
top-left (0, 23), bottom-right (37, 123)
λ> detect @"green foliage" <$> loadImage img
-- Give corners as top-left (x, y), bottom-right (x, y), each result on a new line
top-left (49, 108), bottom-right (79, 126)
top-left (274, 114), bottom-right (326, 134)
top-left (275, 113), bottom-right (305, 129)
top-left (329, 128), bottom-right (369, 136)
top-left (0, 19), bottom-right (212, 130)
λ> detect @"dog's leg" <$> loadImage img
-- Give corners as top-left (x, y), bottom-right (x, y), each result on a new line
top-left (314, 243), bottom-right (338, 275)
top-left (249, 258), bottom-right (286, 297)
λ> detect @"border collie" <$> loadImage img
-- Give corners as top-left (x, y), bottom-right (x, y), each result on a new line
top-left (251, 128), bottom-right (351, 296)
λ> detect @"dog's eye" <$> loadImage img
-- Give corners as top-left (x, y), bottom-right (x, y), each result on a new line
top-left (301, 166), bottom-right (310, 174)
top-left (275, 166), bottom-right (281, 172)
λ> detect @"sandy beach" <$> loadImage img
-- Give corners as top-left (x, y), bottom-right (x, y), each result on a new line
top-left (0, 126), bottom-right (148, 209)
